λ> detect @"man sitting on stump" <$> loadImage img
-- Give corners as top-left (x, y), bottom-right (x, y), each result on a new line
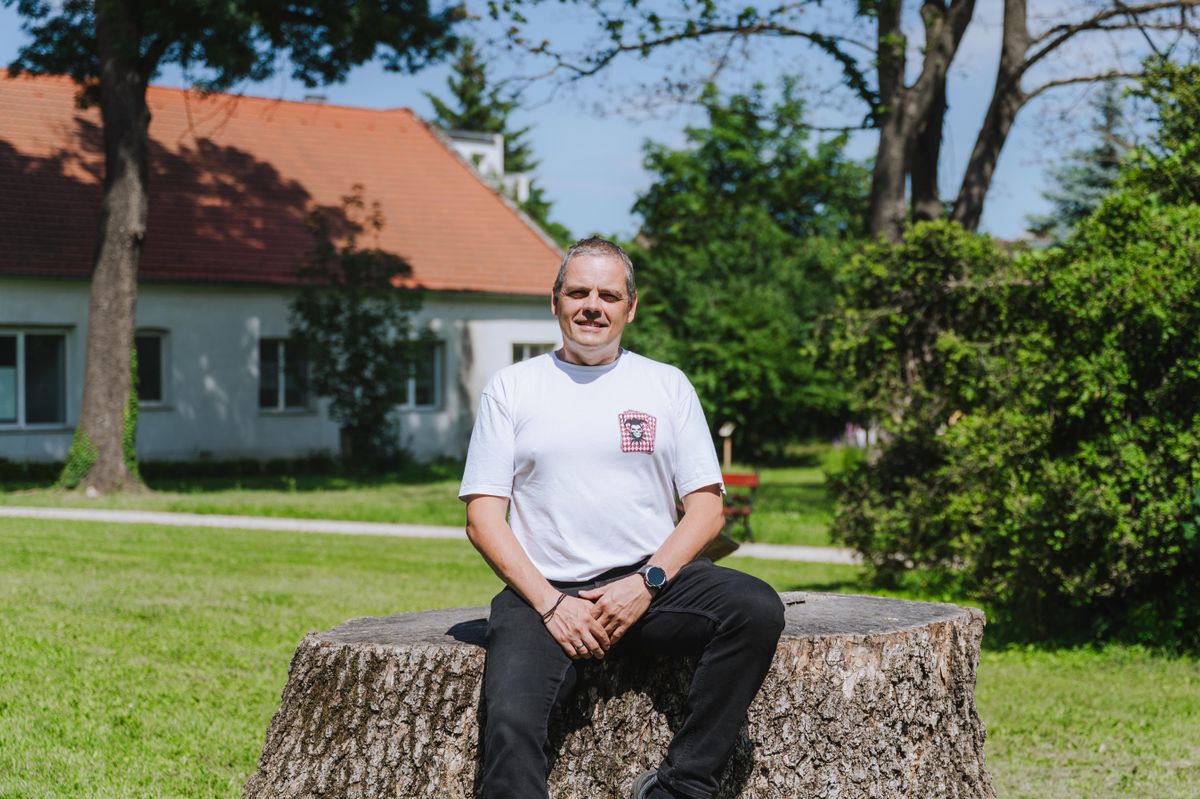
top-left (459, 237), bottom-right (785, 799)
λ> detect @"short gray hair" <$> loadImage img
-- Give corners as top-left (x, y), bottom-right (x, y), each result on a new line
top-left (553, 236), bottom-right (636, 301)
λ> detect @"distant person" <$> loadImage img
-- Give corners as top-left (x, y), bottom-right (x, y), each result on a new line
top-left (459, 237), bottom-right (785, 799)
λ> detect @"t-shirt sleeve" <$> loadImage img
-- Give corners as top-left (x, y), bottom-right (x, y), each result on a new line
top-left (459, 390), bottom-right (516, 501)
top-left (672, 385), bottom-right (724, 497)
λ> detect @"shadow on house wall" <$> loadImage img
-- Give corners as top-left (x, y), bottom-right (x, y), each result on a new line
top-left (0, 119), bottom-right (387, 460)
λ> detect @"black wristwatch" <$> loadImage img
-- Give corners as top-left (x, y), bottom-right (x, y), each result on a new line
top-left (638, 564), bottom-right (668, 593)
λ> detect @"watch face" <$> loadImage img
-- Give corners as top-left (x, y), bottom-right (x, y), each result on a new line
top-left (645, 566), bottom-right (668, 589)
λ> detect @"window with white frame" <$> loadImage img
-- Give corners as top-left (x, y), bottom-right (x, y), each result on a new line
top-left (512, 342), bottom-right (556, 363)
top-left (0, 331), bottom-right (67, 426)
top-left (259, 338), bottom-right (310, 411)
top-left (399, 340), bottom-right (443, 410)
top-left (134, 332), bottom-right (166, 404)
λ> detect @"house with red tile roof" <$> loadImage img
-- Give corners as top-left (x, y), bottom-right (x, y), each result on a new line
top-left (0, 73), bottom-right (563, 462)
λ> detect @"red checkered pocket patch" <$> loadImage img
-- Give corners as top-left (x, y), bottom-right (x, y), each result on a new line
top-left (618, 410), bottom-right (657, 453)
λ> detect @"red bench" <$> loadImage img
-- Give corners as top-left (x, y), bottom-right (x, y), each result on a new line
top-left (721, 472), bottom-right (759, 542)
top-left (685, 472), bottom-right (760, 562)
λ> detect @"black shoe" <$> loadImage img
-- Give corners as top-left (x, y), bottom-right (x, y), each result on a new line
top-left (630, 770), bottom-right (658, 799)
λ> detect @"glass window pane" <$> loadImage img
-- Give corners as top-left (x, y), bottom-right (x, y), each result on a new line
top-left (413, 342), bottom-right (438, 407)
top-left (259, 340), bottom-right (280, 408)
top-left (283, 340), bottom-right (309, 409)
top-left (513, 342), bottom-right (555, 363)
top-left (135, 335), bottom-right (163, 402)
top-left (0, 336), bottom-right (16, 423)
top-left (24, 334), bottom-right (65, 424)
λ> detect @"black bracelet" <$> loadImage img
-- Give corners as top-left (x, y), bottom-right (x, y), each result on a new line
top-left (541, 593), bottom-right (568, 624)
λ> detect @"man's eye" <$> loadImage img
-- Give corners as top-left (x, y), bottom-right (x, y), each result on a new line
top-left (567, 291), bottom-right (588, 298)
top-left (601, 294), bottom-right (622, 303)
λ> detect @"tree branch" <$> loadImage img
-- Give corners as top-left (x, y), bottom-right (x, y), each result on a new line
top-left (1024, 70), bottom-right (1142, 103)
top-left (1027, 0), bottom-right (1199, 70)
top-left (516, 20), bottom-right (879, 109)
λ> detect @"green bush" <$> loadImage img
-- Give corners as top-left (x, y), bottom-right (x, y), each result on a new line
top-left (828, 61), bottom-right (1200, 648)
top-left (829, 200), bottom-right (1200, 648)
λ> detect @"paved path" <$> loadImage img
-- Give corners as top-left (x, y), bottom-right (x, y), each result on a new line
top-left (0, 506), bottom-right (861, 565)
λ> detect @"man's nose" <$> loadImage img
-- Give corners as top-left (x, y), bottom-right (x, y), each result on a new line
top-left (582, 291), bottom-right (602, 311)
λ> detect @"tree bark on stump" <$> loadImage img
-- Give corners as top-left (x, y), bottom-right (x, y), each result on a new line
top-left (243, 592), bottom-right (994, 798)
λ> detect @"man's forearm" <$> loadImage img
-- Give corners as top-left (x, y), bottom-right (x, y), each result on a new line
top-left (651, 486), bottom-right (725, 579)
top-left (465, 500), bottom-right (560, 614)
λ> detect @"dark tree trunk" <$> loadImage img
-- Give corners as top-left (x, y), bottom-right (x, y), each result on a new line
top-left (867, 0), bottom-right (975, 242)
top-left (951, 0), bottom-right (1030, 230)
top-left (911, 80), bottom-right (947, 222)
top-left (866, 0), bottom-right (909, 243)
top-left (73, 4), bottom-right (150, 493)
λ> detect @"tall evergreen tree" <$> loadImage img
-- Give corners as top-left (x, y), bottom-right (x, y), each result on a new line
top-left (1028, 82), bottom-right (1129, 242)
top-left (425, 40), bottom-right (571, 246)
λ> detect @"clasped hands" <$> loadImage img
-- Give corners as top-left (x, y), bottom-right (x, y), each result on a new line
top-left (543, 574), bottom-right (654, 660)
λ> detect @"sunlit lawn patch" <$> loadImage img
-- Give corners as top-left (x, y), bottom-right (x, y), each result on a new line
top-left (2, 518), bottom-right (1197, 798)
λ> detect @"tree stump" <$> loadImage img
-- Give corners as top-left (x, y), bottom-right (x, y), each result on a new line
top-left (243, 592), bottom-right (994, 798)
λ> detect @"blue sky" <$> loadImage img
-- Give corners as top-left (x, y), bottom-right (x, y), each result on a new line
top-left (1, 2), bottom-right (1137, 243)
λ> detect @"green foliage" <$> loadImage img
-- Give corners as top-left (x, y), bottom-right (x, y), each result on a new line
top-left (425, 39), bottom-right (571, 246)
top-left (829, 63), bottom-right (1200, 648)
top-left (1028, 81), bottom-right (1128, 242)
top-left (123, 343), bottom-right (140, 482)
top-left (55, 344), bottom-right (141, 489)
top-left (830, 202), bottom-right (1200, 647)
top-left (56, 427), bottom-right (97, 490)
top-left (4, 0), bottom-right (460, 94)
top-left (426, 40), bottom-right (533, 171)
top-left (625, 82), bottom-right (869, 457)
top-left (1125, 58), bottom-right (1200, 205)
top-left (289, 186), bottom-right (426, 462)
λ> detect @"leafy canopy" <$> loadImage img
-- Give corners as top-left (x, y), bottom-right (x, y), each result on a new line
top-left (4, 0), bottom-right (461, 91)
top-left (625, 82), bottom-right (869, 457)
top-left (828, 60), bottom-right (1200, 648)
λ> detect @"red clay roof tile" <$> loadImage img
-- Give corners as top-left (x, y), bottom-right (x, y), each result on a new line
top-left (0, 73), bottom-right (561, 296)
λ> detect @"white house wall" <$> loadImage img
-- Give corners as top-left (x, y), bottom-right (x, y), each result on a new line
top-left (0, 278), bottom-right (560, 463)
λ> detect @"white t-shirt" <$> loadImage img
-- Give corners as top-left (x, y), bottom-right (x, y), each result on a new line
top-left (459, 349), bottom-right (723, 581)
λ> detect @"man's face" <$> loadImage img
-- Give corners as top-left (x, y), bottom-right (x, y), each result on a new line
top-left (552, 254), bottom-right (637, 365)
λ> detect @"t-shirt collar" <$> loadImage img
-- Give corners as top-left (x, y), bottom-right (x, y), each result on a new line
top-left (551, 347), bottom-right (626, 377)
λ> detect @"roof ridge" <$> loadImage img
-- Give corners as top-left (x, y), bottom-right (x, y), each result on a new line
top-left (145, 83), bottom-right (414, 116)
top-left (1, 69), bottom-right (417, 117)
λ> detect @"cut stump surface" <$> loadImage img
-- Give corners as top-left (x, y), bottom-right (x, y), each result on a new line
top-left (243, 592), bottom-right (994, 798)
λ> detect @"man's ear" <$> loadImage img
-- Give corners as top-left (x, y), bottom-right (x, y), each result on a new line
top-left (626, 293), bottom-right (638, 323)
top-left (550, 290), bottom-right (558, 316)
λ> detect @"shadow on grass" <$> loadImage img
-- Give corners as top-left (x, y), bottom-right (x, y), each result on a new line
top-left (778, 578), bottom-right (863, 594)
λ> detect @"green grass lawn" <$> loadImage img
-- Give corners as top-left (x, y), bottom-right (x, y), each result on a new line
top-left (1, 456), bottom-right (837, 547)
top-left (0, 466), bottom-right (469, 526)
top-left (2, 517), bottom-right (1197, 798)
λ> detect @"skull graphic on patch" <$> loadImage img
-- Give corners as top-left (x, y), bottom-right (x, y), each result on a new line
top-left (618, 410), bottom-right (657, 453)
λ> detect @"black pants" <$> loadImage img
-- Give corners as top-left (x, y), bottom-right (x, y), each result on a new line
top-left (479, 559), bottom-right (785, 799)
